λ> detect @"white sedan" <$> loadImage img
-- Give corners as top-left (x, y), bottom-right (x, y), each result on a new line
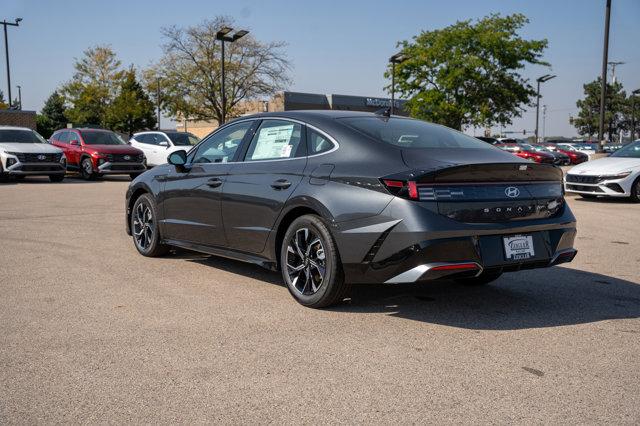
top-left (130, 131), bottom-right (200, 167)
top-left (565, 140), bottom-right (640, 202)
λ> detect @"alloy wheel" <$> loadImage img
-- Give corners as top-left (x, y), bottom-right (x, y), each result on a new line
top-left (133, 201), bottom-right (154, 251)
top-left (285, 227), bottom-right (326, 295)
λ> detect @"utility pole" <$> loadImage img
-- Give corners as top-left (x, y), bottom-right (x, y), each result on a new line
top-left (1, 18), bottom-right (22, 108)
top-left (607, 61), bottom-right (624, 84)
top-left (598, 0), bottom-right (612, 150)
top-left (156, 78), bottom-right (161, 130)
top-left (16, 84), bottom-right (21, 109)
top-left (542, 105), bottom-right (547, 142)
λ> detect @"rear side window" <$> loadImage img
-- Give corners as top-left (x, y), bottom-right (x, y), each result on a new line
top-left (244, 120), bottom-right (304, 161)
top-left (340, 117), bottom-right (494, 150)
top-left (56, 131), bottom-right (69, 143)
top-left (307, 128), bottom-right (334, 155)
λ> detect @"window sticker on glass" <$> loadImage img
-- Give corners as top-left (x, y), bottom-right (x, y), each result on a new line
top-left (251, 124), bottom-right (294, 160)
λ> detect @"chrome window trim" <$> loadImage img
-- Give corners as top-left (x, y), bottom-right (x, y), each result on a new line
top-left (187, 117), bottom-right (340, 166)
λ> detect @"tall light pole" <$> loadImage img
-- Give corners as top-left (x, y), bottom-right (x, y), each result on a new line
top-left (542, 104), bottom-right (547, 142)
top-left (631, 89), bottom-right (640, 141)
top-left (2, 17), bottom-right (22, 109)
top-left (215, 27), bottom-right (249, 125)
top-left (389, 52), bottom-right (408, 115)
top-left (156, 78), bottom-right (161, 130)
top-left (535, 74), bottom-right (555, 143)
top-left (16, 84), bottom-right (21, 109)
top-left (598, 0), bottom-right (612, 150)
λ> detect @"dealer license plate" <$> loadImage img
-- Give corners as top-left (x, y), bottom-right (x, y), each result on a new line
top-left (503, 235), bottom-right (535, 260)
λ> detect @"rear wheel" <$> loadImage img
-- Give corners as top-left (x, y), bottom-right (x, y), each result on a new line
top-left (455, 270), bottom-right (503, 286)
top-left (49, 174), bottom-right (64, 183)
top-left (80, 157), bottom-right (96, 180)
top-left (131, 194), bottom-right (169, 257)
top-left (280, 215), bottom-right (349, 308)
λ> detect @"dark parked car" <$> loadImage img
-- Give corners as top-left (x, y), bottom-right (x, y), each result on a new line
top-left (126, 111), bottom-right (577, 308)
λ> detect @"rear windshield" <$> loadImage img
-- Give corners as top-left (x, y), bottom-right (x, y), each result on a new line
top-left (80, 131), bottom-right (126, 145)
top-left (167, 132), bottom-right (200, 146)
top-left (0, 129), bottom-right (47, 144)
top-left (339, 117), bottom-right (494, 150)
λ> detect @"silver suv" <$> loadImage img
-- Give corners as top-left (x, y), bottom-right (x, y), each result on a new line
top-left (0, 126), bottom-right (67, 182)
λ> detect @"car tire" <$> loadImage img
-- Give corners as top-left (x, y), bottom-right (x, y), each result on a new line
top-left (280, 214), bottom-right (350, 308)
top-left (49, 174), bottom-right (64, 183)
top-left (630, 178), bottom-right (640, 203)
top-left (131, 194), bottom-right (169, 257)
top-left (455, 270), bottom-right (503, 286)
top-left (80, 157), bottom-right (96, 180)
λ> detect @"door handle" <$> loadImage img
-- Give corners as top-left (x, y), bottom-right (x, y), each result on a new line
top-left (207, 177), bottom-right (224, 188)
top-left (271, 179), bottom-right (292, 190)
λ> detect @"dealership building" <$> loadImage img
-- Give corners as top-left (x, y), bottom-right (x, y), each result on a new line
top-left (177, 91), bottom-right (408, 138)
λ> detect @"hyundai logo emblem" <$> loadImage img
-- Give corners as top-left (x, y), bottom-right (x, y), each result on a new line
top-left (124, 155), bottom-right (131, 160)
top-left (37, 154), bottom-right (46, 161)
top-left (505, 186), bottom-right (520, 198)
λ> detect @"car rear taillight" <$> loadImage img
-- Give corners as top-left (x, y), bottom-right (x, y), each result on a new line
top-left (381, 179), bottom-right (419, 200)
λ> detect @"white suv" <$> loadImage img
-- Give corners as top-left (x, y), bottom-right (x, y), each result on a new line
top-left (0, 126), bottom-right (67, 182)
top-left (129, 131), bottom-right (200, 167)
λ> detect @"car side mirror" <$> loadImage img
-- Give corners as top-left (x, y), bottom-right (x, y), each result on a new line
top-left (168, 149), bottom-right (189, 172)
top-left (159, 141), bottom-right (169, 147)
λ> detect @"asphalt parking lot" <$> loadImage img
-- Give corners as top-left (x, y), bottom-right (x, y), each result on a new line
top-left (1, 176), bottom-right (639, 424)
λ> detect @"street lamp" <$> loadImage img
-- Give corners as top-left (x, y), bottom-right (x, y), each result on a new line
top-left (535, 74), bottom-right (556, 142)
top-left (598, 0), bottom-right (612, 150)
top-left (389, 52), bottom-right (408, 115)
top-left (631, 88), bottom-right (640, 141)
top-left (2, 17), bottom-right (22, 109)
top-left (216, 27), bottom-right (249, 125)
top-left (16, 84), bottom-right (21, 110)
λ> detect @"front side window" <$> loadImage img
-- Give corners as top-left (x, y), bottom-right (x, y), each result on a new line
top-left (244, 120), bottom-right (303, 161)
top-left (56, 131), bottom-right (69, 143)
top-left (80, 131), bottom-right (126, 145)
top-left (192, 121), bottom-right (252, 164)
top-left (0, 129), bottom-right (47, 144)
top-left (339, 117), bottom-right (495, 150)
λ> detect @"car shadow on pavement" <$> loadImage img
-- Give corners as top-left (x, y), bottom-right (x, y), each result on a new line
top-left (0, 175), bottom-right (133, 184)
top-left (187, 254), bottom-right (640, 330)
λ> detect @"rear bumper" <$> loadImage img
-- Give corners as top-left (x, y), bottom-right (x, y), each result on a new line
top-left (334, 197), bottom-right (577, 284)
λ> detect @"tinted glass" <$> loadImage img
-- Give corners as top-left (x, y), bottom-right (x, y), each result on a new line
top-left (192, 121), bottom-right (252, 164)
top-left (80, 131), bottom-right (126, 145)
top-left (340, 117), bottom-right (494, 150)
top-left (57, 131), bottom-right (69, 143)
top-left (68, 132), bottom-right (81, 143)
top-left (611, 141), bottom-right (640, 158)
top-left (167, 132), bottom-right (200, 146)
top-left (245, 120), bottom-right (303, 161)
top-left (307, 128), bottom-right (334, 154)
top-left (0, 129), bottom-right (47, 143)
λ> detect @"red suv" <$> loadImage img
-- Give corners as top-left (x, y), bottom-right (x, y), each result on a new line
top-left (51, 128), bottom-right (146, 180)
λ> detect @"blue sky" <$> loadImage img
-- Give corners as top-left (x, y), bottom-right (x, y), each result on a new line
top-left (4, 0), bottom-right (639, 136)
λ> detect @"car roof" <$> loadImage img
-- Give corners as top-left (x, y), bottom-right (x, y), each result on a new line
top-left (0, 125), bottom-right (34, 131)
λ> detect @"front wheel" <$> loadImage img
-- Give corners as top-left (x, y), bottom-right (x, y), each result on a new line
top-left (630, 178), bottom-right (640, 203)
top-left (80, 158), bottom-right (96, 180)
top-left (49, 174), bottom-right (64, 183)
top-left (131, 194), bottom-right (169, 257)
top-left (280, 215), bottom-right (349, 308)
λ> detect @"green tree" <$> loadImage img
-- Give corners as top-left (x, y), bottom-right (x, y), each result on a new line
top-left (105, 69), bottom-right (156, 136)
top-left (36, 91), bottom-right (68, 138)
top-left (0, 90), bottom-right (7, 109)
top-left (389, 13), bottom-right (549, 130)
top-left (63, 45), bottom-right (124, 126)
top-left (571, 78), bottom-right (627, 141)
top-left (147, 16), bottom-right (290, 125)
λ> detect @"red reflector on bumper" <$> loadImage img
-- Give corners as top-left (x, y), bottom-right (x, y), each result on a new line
top-left (430, 263), bottom-right (480, 271)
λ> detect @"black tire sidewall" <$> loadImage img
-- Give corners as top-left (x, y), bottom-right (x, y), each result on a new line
top-left (131, 194), bottom-right (164, 256)
top-left (280, 215), bottom-right (341, 307)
